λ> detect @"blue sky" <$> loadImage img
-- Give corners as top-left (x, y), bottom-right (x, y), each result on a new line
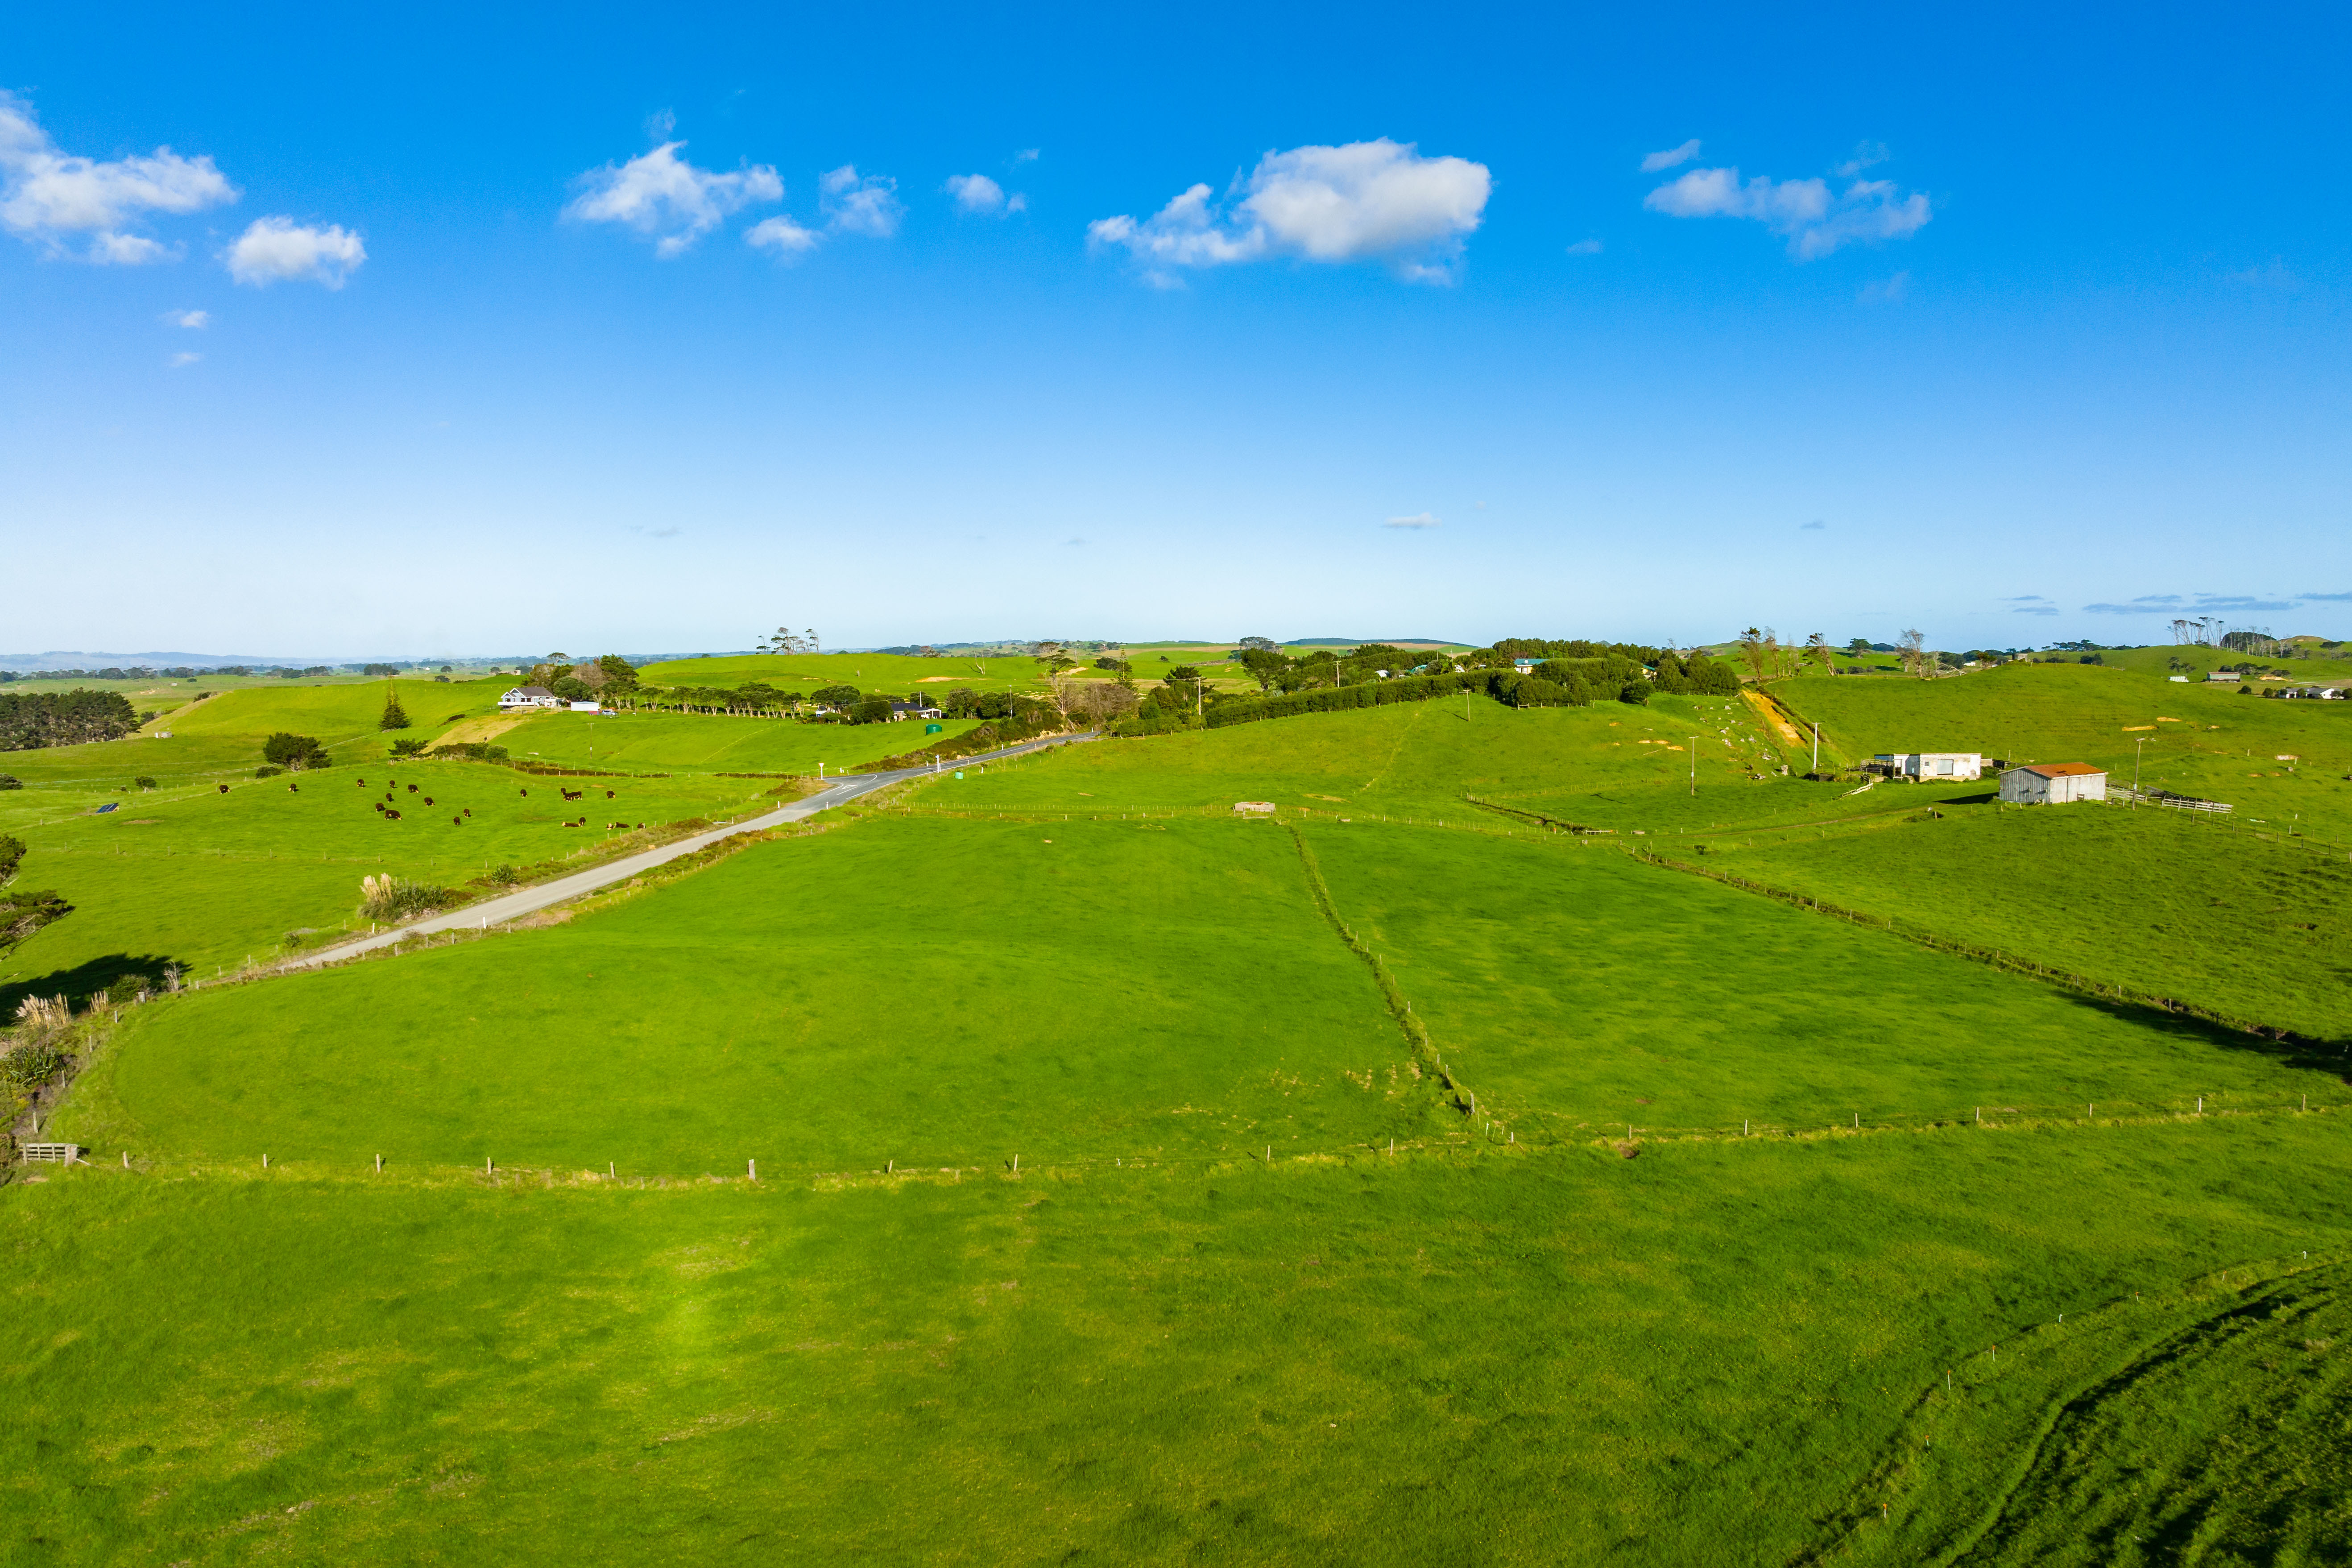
top-left (3, 0), bottom-right (2345, 657)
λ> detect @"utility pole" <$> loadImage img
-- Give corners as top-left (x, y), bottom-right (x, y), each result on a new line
top-left (1812, 722), bottom-right (1820, 774)
top-left (1689, 738), bottom-right (1698, 795)
top-left (2132, 735), bottom-right (2147, 807)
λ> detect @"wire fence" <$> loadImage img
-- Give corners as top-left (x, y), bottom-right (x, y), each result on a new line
top-left (1622, 845), bottom-right (2338, 1051)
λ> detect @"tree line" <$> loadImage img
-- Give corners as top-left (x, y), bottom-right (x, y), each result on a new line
top-left (0, 690), bottom-right (141, 751)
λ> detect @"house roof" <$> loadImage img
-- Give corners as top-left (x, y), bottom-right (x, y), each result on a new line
top-left (2012, 762), bottom-right (2105, 777)
top-left (508, 685), bottom-right (555, 697)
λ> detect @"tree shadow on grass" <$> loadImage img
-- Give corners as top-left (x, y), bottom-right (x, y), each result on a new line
top-left (2054, 987), bottom-right (2352, 1080)
top-left (0, 954), bottom-right (183, 1017)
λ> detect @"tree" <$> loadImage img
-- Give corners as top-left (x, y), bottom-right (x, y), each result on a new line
top-left (758, 627), bottom-right (818, 654)
top-left (1897, 628), bottom-right (1928, 678)
top-left (379, 685), bottom-right (411, 731)
top-left (362, 662), bottom-right (400, 677)
top-left (1805, 633), bottom-right (1834, 674)
top-left (1738, 628), bottom-right (1769, 683)
top-left (596, 654), bottom-right (640, 692)
top-left (812, 684), bottom-right (859, 708)
top-left (853, 696), bottom-right (893, 724)
top-left (263, 732), bottom-right (330, 770)
top-left (1238, 647), bottom-right (1288, 691)
top-left (0, 832), bottom-right (23, 881)
top-left (1238, 635), bottom-right (1280, 653)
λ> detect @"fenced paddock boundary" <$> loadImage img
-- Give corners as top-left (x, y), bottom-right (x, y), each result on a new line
top-left (1622, 845), bottom-right (2337, 1053)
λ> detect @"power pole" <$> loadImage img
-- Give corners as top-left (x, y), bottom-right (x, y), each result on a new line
top-left (1689, 738), bottom-right (1698, 795)
top-left (1812, 722), bottom-right (1820, 774)
top-left (2133, 736), bottom-right (2147, 807)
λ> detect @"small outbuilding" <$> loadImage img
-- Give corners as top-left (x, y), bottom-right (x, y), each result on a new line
top-left (1874, 752), bottom-right (1984, 781)
top-left (2000, 762), bottom-right (2107, 805)
top-left (568, 700), bottom-right (601, 713)
top-left (890, 701), bottom-right (945, 721)
top-left (498, 685), bottom-right (560, 711)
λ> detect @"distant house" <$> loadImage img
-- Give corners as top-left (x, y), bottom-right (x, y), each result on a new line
top-left (2285, 686), bottom-right (2346, 700)
top-left (2204, 670), bottom-right (2236, 682)
top-left (1513, 658), bottom-right (1539, 673)
top-left (2000, 762), bottom-right (2107, 805)
top-left (890, 700), bottom-right (944, 721)
top-left (498, 685), bottom-right (560, 710)
top-left (1873, 752), bottom-right (1983, 781)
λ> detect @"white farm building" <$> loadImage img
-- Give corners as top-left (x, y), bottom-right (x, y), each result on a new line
top-left (1875, 752), bottom-right (1983, 781)
top-left (2000, 762), bottom-right (2108, 805)
top-left (497, 685), bottom-right (560, 711)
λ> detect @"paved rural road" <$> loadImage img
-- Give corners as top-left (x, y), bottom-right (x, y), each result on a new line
top-left (283, 731), bottom-right (1097, 972)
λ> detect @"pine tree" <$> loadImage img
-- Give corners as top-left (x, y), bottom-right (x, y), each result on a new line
top-left (379, 683), bottom-right (411, 731)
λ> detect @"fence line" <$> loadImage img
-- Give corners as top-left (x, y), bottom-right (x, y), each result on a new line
top-left (1622, 846), bottom-right (2333, 1050)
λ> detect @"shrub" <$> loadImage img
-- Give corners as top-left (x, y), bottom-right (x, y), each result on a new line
top-left (0, 833), bottom-right (22, 880)
top-left (0, 890), bottom-right (70, 951)
top-left (254, 765), bottom-right (285, 779)
top-left (263, 731), bottom-right (330, 770)
top-left (488, 865), bottom-right (522, 887)
top-left (389, 737), bottom-right (429, 757)
top-left (430, 742), bottom-right (509, 761)
top-left (1618, 680), bottom-right (1651, 706)
top-left (0, 775), bottom-right (18, 790)
top-left (359, 874), bottom-right (459, 920)
top-left (0, 1043), bottom-right (68, 1089)
top-left (133, 775), bottom-right (157, 790)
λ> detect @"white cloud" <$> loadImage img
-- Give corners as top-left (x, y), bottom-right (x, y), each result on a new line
top-left (1090, 138), bottom-right (1490, 285)
top-left (745, 214), bottom-right (821, 259)
top-left (1565, 238), bottom-right (1603, 256)
top-left (1640, 139), bottom-right (1701, 173)
top-left (820, 166), bottom-right (903, 237)
top-left (225, 217), bottom-right (366, 287)
top-left (167, 351), bottom-right (200, 368)
top-left (162, 307), bottom-right (208, 328)
top-left (1644, 163), bottom-right (1930, 259)
top-left (566, 141), bottom-right (783, 257)
top-left (1384, 512), bottom-right (1441, 529)
top-left (1014, 148), bottom-right (1040, 163)
top-left (946, 173), bottom-right (1015, 215)
top-left (0, 91), bottom-right (237, 263)
top-left (1859, 271), bottom-right (1910, 303)
top-left (1835, 141), bottom-right (1891, 178)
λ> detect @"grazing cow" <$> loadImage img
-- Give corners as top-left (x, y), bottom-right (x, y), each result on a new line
top-left (218, 784), bottom-right (228, 794)
top-left (423, 796), bottom-right (434, 806)
top-left (463, 807), bottom-right (472, 817)
top-left (636, 821), bottom-right (644, 828)
top-left (605, 790), bottom-right (615, 798)
top-left (288, 783), bottom-right (299, 792)
top-left (388, 809), bottom-right (402, 820)
top-left (373, 802), bottom-right (385, 812)
top-left (406, 784), bottom-right (418, 794)
top-left (452, 815), bottom-right (461, 826)
top-left (519, 788), bottom-right (528, 796)
top-left (561, 788), bottom-right (582, 801)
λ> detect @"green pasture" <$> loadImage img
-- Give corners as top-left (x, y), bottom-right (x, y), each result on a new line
top-left (1774, 663), bottom-right (2352, 838)
top-left (493, 707), bottom-right (979, 773)
top-left (636, 650), bottom-right (1053, 692)
top-left (1, 1112), bottom-right (2347, 1564)
top-left (2097, 640), bottom-right (2352, 685)
top-left (1705, 802), bottom-right (2352, 1044)
top-left (1303, 823), bottom-right (2338, 1134)
top-left (58, 816), bottom-right (1431, 1173)
top-left (928, 691), bottom-right (1960, 833)
top-left (0, 761), bottom-right (774, 1008)
top-left (0, 678), bottom-right (505, 791)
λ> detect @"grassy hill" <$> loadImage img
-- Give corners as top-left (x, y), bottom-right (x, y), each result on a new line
top-left (1772, 663), bottom-right (2352, 837)
top-left (493, 708), bottom-right (979, 773)
top-left (637, 650), bottom-right (1055, 692)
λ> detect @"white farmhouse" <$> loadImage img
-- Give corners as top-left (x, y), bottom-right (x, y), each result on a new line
top-left (2000, 762), bottom-right (2107, 804)
top-left (497, 685), bottom-right (560, 711)
top-left (1874, 752), bottom-right (1983, 781)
